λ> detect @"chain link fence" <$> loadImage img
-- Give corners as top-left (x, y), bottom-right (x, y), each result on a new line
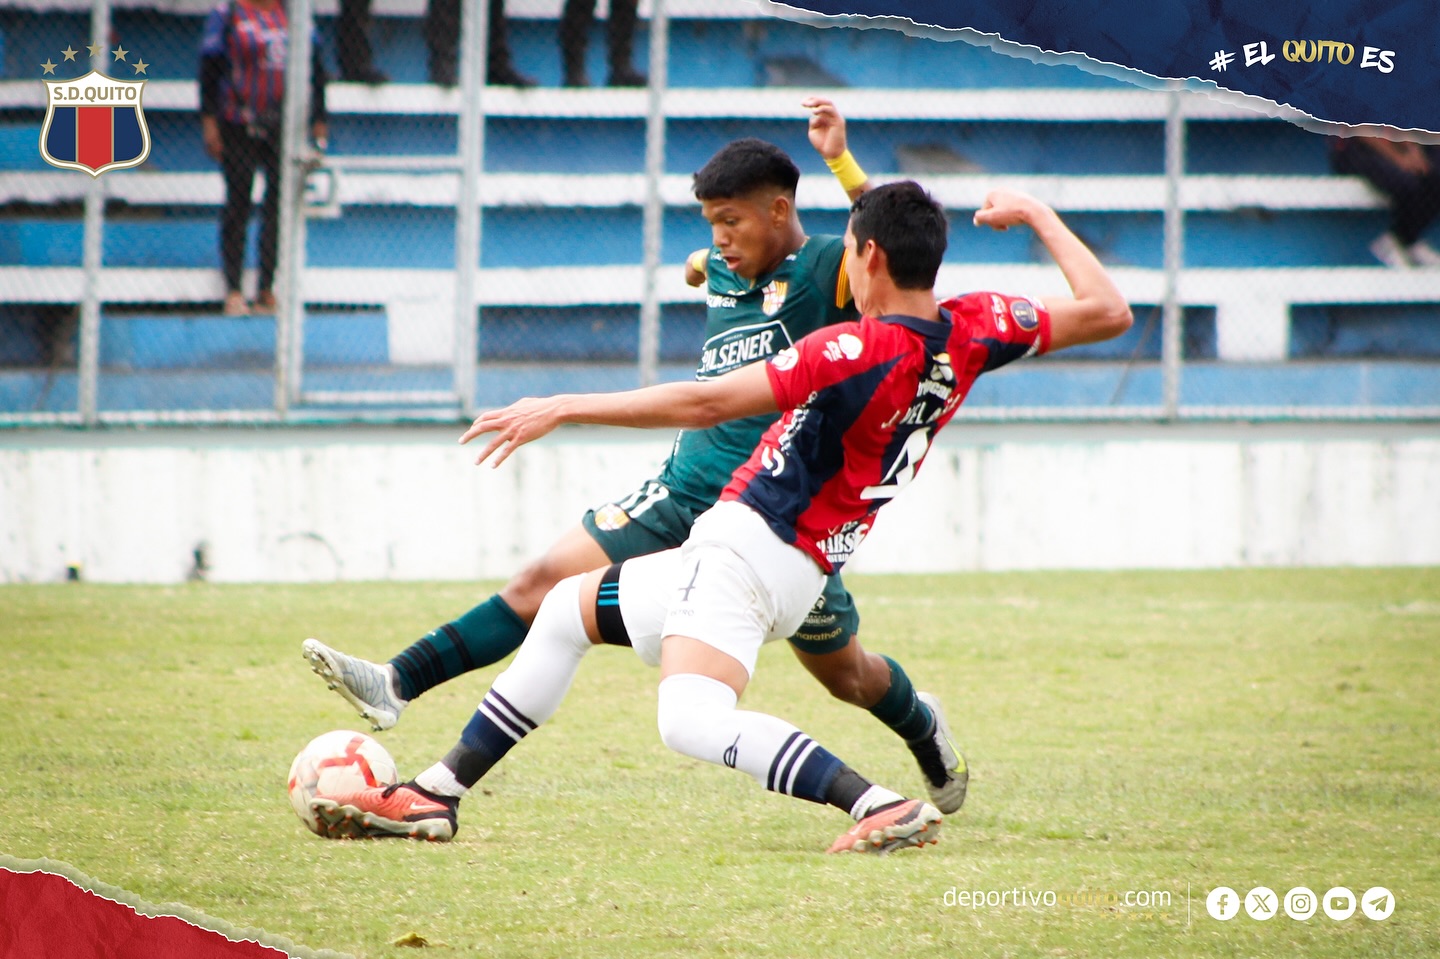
top-left (2, 0), bottom-right (1437, 424)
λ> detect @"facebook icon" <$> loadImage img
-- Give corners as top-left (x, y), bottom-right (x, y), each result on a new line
top-left (1207, 886), bottom-right (1241, 921)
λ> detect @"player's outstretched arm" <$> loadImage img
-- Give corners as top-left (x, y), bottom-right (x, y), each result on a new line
top-left (804, 96), bottom-right (871, 201)
top-left (974, 189), bottom-right (1133, 352)
top-left (460, 362), bottom-right (778, 467)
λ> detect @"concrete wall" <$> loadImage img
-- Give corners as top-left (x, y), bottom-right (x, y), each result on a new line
top-left (1, 423), bottom-right (1437, 583)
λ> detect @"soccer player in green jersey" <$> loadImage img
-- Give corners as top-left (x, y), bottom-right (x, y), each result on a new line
top-left (304, 97), bottom-right (966, 814)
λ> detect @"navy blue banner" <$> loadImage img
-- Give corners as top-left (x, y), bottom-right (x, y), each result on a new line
top-left (782, 0), bottom-right (1438, 135)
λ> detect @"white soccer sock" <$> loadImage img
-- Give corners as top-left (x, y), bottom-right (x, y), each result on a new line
top-left (415, 761), bottom-right (467, 798)
top-left (487, 574), bottom-right (593, 726)
top-left (417, 575), bottom-right (595, 799)
top-left (850, 784), bottom-right (906, 821)
top-left (656, 673), bottom-right (842, 804)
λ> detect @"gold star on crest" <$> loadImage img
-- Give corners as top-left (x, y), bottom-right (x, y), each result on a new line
top-left (87, 42), bottom-right (105, 58)
top-left (41, 58), bottom-right (57, 75)
top-left (61, 46), bottom-right (79, 61)
top-left (112, 45), bottom-right (128, 61)
top-left (132, 58), bottom-right (149, 75)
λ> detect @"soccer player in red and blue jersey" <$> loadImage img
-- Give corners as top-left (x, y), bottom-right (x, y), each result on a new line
top-left (305, 103), bottom-right (976, 818)
top-left (312, 182), bottom-right (1131, 853)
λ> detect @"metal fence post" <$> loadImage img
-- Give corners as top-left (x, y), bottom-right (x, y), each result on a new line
top-left (636, 0), bottom-right (670, 387)
top-left (77, 0), bottom-right (112, 425)
top-left (1161, 81), bottom-right (1186, 419)
top-left (453, 0), bottom-right (488, 415)
top-left (275, 0), bottom-right (315, 416)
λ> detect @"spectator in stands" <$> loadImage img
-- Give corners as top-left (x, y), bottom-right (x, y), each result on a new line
top-left (199, 0), bottom-right (329, 316)
top-left (559, 0), bottom-right (646, 87)
top-left (1331, 136), bottom-right (1440, 269)
top-left (427, 0), bottom-right (535, 87)
top-left (337, 0), bottom-right (388, 83)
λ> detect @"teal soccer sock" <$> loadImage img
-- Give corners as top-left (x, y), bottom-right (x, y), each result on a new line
top-left (867, 655), bottom-right (934, 743)
top-left (388, 595), bottom-right (529, 702)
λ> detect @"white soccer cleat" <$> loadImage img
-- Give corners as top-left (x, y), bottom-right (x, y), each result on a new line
top-left (302, 638), bottom-right (408, 732)
top-left (916, 692), bottom-right (969, 814)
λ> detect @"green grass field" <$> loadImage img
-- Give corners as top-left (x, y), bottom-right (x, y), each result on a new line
top-left (3, 569), bottom-right (1438, 958)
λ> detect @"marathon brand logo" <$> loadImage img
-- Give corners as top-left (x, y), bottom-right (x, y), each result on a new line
top-left (990, 294), bottom-right (1009, 333)
top-left (771, 347), bottom-right (800, 372)
top-left (723, 734), bottom-right (740, 768)
top-left (697, 320), bottom-right (790, 379)
top-left (822, 333), bottom-right (864, 362)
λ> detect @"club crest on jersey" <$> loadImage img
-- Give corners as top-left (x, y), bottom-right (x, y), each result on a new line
top-left (41, 70), bottom-right (151, 176)
top-left (1010, 298), bottom-right (1039, 331)
top-left (593, 504), bottom-right (631, 531)
top-left (761, 280), bottom-right (788, 317)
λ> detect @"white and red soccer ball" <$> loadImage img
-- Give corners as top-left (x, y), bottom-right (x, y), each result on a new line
top-left (287, 730), bottom-right (398, 836)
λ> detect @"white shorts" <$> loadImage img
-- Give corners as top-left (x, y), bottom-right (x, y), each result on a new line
top-left (616, 501), bottom-right (825, 677)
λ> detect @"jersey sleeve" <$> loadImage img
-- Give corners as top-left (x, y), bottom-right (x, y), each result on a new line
top-left (944, 291), bottom-right (1051, 372)
top-left (763, 322), bottom-right (866, 412)
top-left (198, 6), bottom-right (229, 115)
top-left (199, 5), bottom-right (228, 57)
top-left (808, 235), bottom-right (855, 321)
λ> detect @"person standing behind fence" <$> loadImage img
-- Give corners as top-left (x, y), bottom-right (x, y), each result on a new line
top-left (199, 0), bottom-right (329, 316)
top-left (1330, 136), bottom-right (1440, 269)
top-left (559, 0), bottom-right (645, 88)
top-left (426, 0), bottom-right (535, 88)
top-left (337, 0), bottom-right (388, 84)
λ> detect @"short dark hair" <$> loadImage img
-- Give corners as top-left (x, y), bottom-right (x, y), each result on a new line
top-left (848, 181), bottom-right (948, 290)
top-left (692, 138), bottom-right (801, 201)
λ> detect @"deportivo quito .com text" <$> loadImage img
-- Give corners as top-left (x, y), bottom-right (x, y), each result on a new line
top-left (943, 887), bottom-right (1174, 913)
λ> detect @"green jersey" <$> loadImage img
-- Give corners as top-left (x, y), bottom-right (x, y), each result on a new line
top-left (657, 235), bottom-right (857, 513)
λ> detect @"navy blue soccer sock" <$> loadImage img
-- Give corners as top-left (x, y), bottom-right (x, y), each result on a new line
top-left (422, 689), bottom-right (539, 792)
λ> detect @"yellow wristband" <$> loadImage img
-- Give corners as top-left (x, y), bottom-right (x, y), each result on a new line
top-left (688, 249), bottom-right (709, 274)
top-left (824, 149), bottom-right (868, 193)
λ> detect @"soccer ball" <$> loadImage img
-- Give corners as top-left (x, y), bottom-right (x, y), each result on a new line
top-left (287, 729), bottom-right (398, 836)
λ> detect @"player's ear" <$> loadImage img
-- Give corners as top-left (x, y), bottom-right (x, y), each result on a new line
top-left (858, 237), bottom-right (884, 277)
top-left (871, 242), bottom-right (889, 278)
top-left (769, 192), bottom-right (792, 226)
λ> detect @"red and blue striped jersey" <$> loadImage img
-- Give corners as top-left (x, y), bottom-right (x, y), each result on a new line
top-left (199, 0), bottom-right (326, 128)
top-left (200, 0), bottom-right (286, 126)
top-left (721, 291), bottom-right (1050, 572)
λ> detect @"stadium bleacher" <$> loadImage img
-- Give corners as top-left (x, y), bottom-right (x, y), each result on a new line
top-left (2, 0), bottom-right (1438, 417)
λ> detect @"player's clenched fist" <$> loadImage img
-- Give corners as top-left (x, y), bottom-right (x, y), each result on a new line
top-left (973, 188), bottom-right (1054, 231)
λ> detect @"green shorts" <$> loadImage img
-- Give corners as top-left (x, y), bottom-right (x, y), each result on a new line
top-left (788, 573), bottom-right (860, 655)
top-left (582, 478), bottom-right (860, 655)
top-left (581, 478), bottom-right (699, 560)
